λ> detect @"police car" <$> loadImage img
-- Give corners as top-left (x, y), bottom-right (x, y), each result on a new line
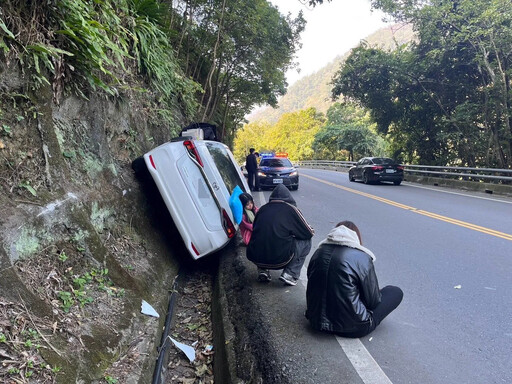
top-left (257, 152), bottom-right (299, 190)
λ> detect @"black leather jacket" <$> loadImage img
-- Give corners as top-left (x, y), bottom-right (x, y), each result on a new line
top-left (306, 244), bottom-right (381, 334)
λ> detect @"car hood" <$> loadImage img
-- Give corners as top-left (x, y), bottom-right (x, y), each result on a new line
top-left (259, 166), bottom-right (295, 173)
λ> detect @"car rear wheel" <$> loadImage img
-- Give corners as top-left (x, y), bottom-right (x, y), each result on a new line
top-left (363, 172), bottom-right (370, 184)
top-left (394, 180), bottom-right (402, 186)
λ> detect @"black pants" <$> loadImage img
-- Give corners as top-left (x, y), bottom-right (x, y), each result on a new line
top-left (247, 171), bottom-right (259, 191)
top-left (338, 285), bottom-right (403, 338)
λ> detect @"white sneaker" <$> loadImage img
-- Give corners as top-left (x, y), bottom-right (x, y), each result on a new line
top-left (279, 272), bottom-right (298, 286)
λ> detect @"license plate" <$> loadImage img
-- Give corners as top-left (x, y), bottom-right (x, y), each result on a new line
top-left (273, 178), bottom-right (283, 184)
top-left (385, 169), bottom-right (395, 173)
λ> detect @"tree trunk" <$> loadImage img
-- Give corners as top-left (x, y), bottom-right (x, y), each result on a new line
top-left (176, 2), bottom-right (190, 58)
top-left (202, 0), bottom-right (227, 121)
top-left (492, 40), bottom-right (512, 166)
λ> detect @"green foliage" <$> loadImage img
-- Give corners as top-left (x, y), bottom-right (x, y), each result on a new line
top-left (313, 103), bottom-right (386, 161)
top-left (171, 0), bottom-right (306, 141)
top-left (233, 121), bottom-right (272, 163)
top-left (58, 251), bottom-right (68, 262)
top-left (1, 0), bottom-right (308, 142)
top-left (265, 108), bottom-right (325, 161)
top-left (336, 0), bottom-right (512, 167)
top-left (234, 108), bottom-right (324, 162)
top-left (58, 291), bottom-right (74, 313)
top-left (0, 0), bottom-right (199, 125)
top-left (8, 367), bottom-right (20, 375)
top-left (51, 365), bottom-right (62, 373)
top-left (128, 0), bottom-right (200, 120)
top-left (104, 375), bottom-right (118, 384)
top-left (19, 181), bottom-right (37, 196)
top-left (57, 266), bottom-right (118, 312)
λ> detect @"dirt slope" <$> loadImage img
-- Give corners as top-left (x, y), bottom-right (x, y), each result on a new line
top-left (0, 63), bottom-right (188, 383)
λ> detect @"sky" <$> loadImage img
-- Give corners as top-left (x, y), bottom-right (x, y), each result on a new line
top-left (270, 0), bottom-right (388, 85)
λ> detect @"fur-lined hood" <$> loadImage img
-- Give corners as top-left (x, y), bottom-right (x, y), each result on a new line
top-left (318, 225), bottom-right (376, 261)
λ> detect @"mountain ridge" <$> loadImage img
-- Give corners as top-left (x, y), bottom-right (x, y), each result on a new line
top-left (248, 23), bottom-right (414, 123)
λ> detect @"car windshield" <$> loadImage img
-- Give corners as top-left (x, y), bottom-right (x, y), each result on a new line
top-left (260, 158), bottom-right (292, 167)
top-left (372, 158), bottom-right (395, 165)
top-left (205, 143), bottom-right (246, 194)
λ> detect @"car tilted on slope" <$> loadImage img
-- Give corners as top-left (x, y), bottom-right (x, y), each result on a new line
top-left (133, 130), bottom-right (249, 260)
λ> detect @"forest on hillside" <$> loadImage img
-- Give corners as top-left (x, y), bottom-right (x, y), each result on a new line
top-left (0, 0), bottom-right (305, 146)
top-left (2, 0), bottom-right (511, 169)
top-left (246, 0), bottom-right (512, 169)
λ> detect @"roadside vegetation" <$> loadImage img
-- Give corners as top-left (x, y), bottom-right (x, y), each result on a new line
top-left (234, 103), bottom-right (386, 163)
top-left (242, 0), bottom-right (512, 168)
top-left (333, 0), bottom-right (512, 167)
top-left (0, 0), bottom-right (305, 145)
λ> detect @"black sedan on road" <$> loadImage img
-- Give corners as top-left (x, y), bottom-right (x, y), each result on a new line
top-left (258, 157), bottom-right (299, 190)
top-left (349, 157), bottom-right (404, 185)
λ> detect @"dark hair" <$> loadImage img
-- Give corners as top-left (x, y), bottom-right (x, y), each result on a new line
top-left (239, 192), bottom-right (254, 208)
top-left (335, 220), bottom-right (362, 244)
top-left (249, 148), bottom-right (255, 153)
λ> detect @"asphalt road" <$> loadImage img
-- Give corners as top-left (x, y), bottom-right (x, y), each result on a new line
top-left (251, 168), bottom-right (512, 384)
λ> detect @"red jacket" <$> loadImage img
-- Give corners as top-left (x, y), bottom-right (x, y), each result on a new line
top-left (239, 206), bottom-right (258, 245)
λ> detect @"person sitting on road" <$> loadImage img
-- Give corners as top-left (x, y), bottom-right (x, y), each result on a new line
top-left (239, 192), bottom-right (258, 245)
top-left (247, 184), bottom-right (314, 286)
top-left (305, 221), bottom-right (403, 338)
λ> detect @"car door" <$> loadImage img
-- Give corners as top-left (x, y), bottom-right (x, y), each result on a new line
top-left (354, 158), bottom-right (366, 178)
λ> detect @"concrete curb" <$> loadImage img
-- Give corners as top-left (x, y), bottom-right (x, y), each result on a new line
top-left (212, 254), bottom-right (237, 383)
top-left (212, 239), bottom-right (292, 384)
top-left (404, 174), bottom-right (512, 196)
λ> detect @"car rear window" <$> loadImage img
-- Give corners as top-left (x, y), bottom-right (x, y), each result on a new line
top-left (373, 158), bottom-right (395, 165)
top-left (260, 158), bottom-right (292, 167)
top-left (205, 142), bottom-right (245, 193)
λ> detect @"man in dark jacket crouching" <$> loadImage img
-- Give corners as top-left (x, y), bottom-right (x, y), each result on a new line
top-left (247, 184), bottom-right (314, 286)
top-left (306, 221), bottom-right (403, 337)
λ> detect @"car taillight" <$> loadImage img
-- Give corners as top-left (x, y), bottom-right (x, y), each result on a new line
top-left (222, 209), bottom-right (236, 238)
top-left (372, 166), bottom-right (384, 170)
top-left (183, 140), bottom-right (203, 167)
top-left (191, 242), bottom-right (200, 256)
top-left (397, 165), bottom-right (404, 170)
top-left (149, 155), bottom-right (156, 169)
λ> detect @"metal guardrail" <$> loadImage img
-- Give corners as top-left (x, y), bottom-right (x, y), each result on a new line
top-left (297, 160), bottom-right (512, 183)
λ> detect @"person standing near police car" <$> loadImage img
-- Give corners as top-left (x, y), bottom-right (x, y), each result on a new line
top-left (246, 148), bottom-right (259, 191)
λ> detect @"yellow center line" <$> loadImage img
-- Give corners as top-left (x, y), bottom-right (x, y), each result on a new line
top-left (303, 174), bottom-right (512, 241)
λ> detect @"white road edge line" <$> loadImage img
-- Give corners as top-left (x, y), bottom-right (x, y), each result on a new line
top-left (335, 337), bottom-right (393, 384)
top-left (404, 182), bottom-right (512, 204)
top-left (258, 190), bottom-right (393, 384)
top-left (311, 168), bottom-right (512, 204)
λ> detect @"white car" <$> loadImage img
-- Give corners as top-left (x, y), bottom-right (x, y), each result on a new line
top-left (133, 136), bottom-right (249, 260)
